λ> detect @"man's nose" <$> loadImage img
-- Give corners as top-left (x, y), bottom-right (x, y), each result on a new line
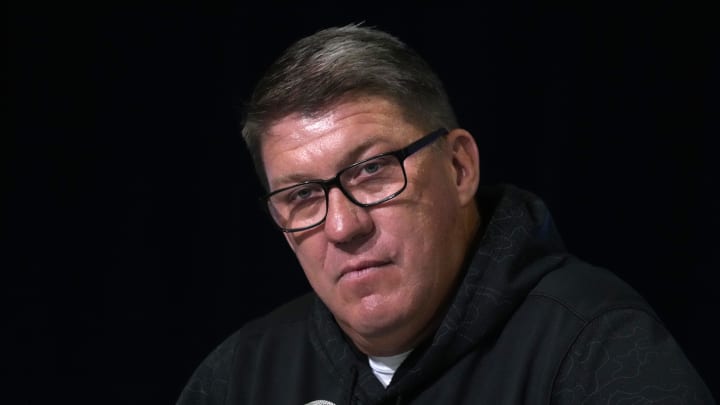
top-left (323, 187), bottom-right (374, 244)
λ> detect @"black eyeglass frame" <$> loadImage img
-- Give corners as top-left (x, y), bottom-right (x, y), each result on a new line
top-left (262, 127), bottom-right (450, 232)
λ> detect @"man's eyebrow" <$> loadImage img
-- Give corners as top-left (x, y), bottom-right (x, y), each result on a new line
top-left (273, 172), bottom-right (322, 186)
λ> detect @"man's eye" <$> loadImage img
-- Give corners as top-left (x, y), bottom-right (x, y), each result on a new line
top-left (288, 186), bottom-right (321, 203)
top-left (361, 162), bottom-right (382, 175)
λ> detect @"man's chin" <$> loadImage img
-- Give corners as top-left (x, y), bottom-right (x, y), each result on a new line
top-left (339, 307), bottom-right (407, 339)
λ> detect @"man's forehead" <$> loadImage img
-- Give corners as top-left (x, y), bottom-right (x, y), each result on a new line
top-left (263, 128), bottom-right (394, 181)
top-left (264, 99), bottom-right (412, 149)
top-left (266, 111), bottom-right (338, 144)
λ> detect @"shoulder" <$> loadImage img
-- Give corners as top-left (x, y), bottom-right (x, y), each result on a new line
top-left (209, 291), bottom-right (318, 363)
top-left (218, 291), bottom-right (317, 364)
top-left (529, 255), bottom-right (659, 323)
top-left (176, 292), bottom-right (317, 405)
top-left (531, 258), bottom-right (716, 404)
top-left (242, 291), bottom-right (317, 333)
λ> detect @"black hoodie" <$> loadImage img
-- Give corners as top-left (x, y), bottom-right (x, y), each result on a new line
top-left (177, 184), bottom-right (715, 404)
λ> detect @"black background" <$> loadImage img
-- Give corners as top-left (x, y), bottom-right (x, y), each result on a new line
top-left (8, 2), bottom-right (719, 404)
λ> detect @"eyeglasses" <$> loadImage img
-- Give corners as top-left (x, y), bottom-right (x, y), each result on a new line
top-left (262, 128), bottom-right (449, 233)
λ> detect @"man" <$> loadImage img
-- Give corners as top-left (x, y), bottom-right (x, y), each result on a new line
top-left (177, 24), bottom-right (715, 404)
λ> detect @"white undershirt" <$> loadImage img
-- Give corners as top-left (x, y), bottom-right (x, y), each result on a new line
top-left (367, 349), bottom-right (413, 388)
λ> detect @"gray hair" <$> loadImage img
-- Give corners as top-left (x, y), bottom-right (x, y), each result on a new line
top-left (240, 23), bottom-right (458, 190)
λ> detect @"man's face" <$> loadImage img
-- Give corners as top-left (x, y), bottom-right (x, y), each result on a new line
top-left (262, 96), bottom-right (476, 355)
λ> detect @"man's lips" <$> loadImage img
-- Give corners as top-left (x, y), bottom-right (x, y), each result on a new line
top-left (337, 260), bottom-right (391, 282)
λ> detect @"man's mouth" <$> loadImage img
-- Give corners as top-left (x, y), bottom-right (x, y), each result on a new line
top-left (338, 260), bottom-right (390, 282)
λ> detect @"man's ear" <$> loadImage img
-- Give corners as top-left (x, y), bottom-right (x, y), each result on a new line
top-left (447, 129), bottom-right (480, 206)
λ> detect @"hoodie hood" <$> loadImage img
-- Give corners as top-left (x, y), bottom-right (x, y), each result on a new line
top-left (309, 184), bottom-right (569, 403)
